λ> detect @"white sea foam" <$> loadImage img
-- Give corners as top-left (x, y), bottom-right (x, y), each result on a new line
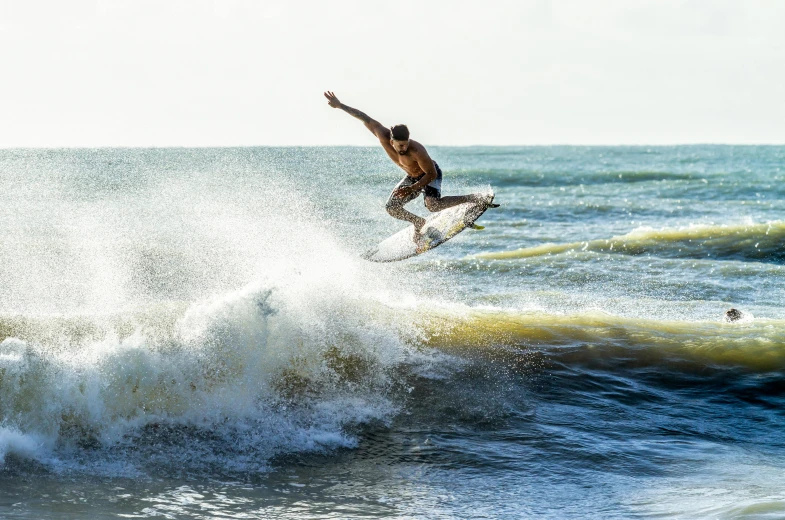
top-left (0, 147), bottom-right (458, 473)
top-left (0, 266), bottom-right (430, 473)
top-left (0, 233), bottom-right (441, 474)
top-left (0, 426), bottom-right (45, 464)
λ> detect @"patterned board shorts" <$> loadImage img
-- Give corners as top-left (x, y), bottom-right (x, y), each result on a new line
top-left (386, 162), bottom-right (443, 207)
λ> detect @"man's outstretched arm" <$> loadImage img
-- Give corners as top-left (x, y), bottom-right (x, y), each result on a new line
top-left (324, 91), bottom-right (389, 140)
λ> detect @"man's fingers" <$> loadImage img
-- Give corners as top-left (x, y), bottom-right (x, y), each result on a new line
top-left (324, 91), bottom-right (340, 106)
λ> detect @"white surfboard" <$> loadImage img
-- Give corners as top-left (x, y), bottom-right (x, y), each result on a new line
top-left (363, 192), bottom-right (496, 263)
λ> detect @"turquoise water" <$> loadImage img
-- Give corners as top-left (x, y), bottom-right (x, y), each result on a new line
top-left (1, 146), bottom-right (784, 518)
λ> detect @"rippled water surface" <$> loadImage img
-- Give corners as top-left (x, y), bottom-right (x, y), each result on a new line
top-left (1, 146), bottom-right (784, 518)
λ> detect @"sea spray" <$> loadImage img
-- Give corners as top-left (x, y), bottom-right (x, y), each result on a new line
top-left (0, 269), bottom-right (434, 473)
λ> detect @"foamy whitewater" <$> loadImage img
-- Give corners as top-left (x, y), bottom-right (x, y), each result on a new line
top-left (2, 146), bottom-right (785, 518)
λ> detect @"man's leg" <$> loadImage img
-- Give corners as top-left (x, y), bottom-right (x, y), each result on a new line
top-left (386, 178), bottom-right (426, 232)
top-left (422, 162), bottom-right (498, 212)
top-left (424, 193), bottom-right (484, 212)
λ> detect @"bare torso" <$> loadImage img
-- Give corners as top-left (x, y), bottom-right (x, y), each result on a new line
top-left (379, 138), bottom-right (432, 178)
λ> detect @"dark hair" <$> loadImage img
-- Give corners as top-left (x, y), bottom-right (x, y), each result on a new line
top-left (390, 124), bottom-right (410, 141)
top-left (724, 308), bottom-right (743, 322)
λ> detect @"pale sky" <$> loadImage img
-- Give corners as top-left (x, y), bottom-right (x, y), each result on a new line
top-left (0, 0), bottom-right (783, 147)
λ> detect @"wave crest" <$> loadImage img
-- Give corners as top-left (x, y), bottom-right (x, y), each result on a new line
top-left (472, 221), bottom-right (785, 263)
top-left (419, 307), bottom-right (785, 372)
top-left (0, 275), bottom-right (425, 474)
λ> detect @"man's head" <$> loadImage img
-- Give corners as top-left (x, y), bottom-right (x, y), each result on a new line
top-left (390, 124), bottom-right (410, 155)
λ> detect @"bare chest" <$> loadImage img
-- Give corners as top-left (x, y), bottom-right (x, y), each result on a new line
top-left (383, 150), bottom-right (426, 176)
top-left (397, 154), bottom-right (424, 174)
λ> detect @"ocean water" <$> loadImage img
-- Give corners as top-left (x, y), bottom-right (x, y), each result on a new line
top-left (1, 145), bottom-right (784, 519)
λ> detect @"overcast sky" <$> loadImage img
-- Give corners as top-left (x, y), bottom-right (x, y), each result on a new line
top-left (0, 0), bottom-right (783, 147)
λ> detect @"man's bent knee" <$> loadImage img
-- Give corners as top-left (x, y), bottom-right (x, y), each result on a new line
top-left (424, 197), bottom-right (440, 212)
top-left (386, 201), bottom-right (407, 219)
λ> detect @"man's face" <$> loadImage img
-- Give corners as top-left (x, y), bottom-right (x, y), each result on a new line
top-left (391, 139), bottom-right (410, 155)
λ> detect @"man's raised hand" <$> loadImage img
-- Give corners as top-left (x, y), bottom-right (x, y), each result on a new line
top-left (324, 93), bottom-right (378, 132)
top-left (324, 91), bottom-right (341, 108)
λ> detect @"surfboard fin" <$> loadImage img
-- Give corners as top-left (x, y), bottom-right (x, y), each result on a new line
top-left (470, 224), bottom-right (485, 230)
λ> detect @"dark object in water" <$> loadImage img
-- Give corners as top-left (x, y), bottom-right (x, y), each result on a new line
top-left (724, 308), bottom-right (744, 322)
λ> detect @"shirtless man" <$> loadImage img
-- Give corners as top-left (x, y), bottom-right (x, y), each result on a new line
top-left (324, 91), bottom-right (497, 234)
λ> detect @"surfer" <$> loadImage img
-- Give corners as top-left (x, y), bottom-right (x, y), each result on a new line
top-left (324, 91), bottom-right (497, 234)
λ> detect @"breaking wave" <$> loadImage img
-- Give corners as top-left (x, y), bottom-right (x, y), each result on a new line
top-left (0, 267), bottom-right (438, 474)
top-left (472, 221), bottom-right (785, 263)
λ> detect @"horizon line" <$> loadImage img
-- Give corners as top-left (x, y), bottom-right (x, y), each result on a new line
top-left (1, 142), bottom-right (784, 150)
